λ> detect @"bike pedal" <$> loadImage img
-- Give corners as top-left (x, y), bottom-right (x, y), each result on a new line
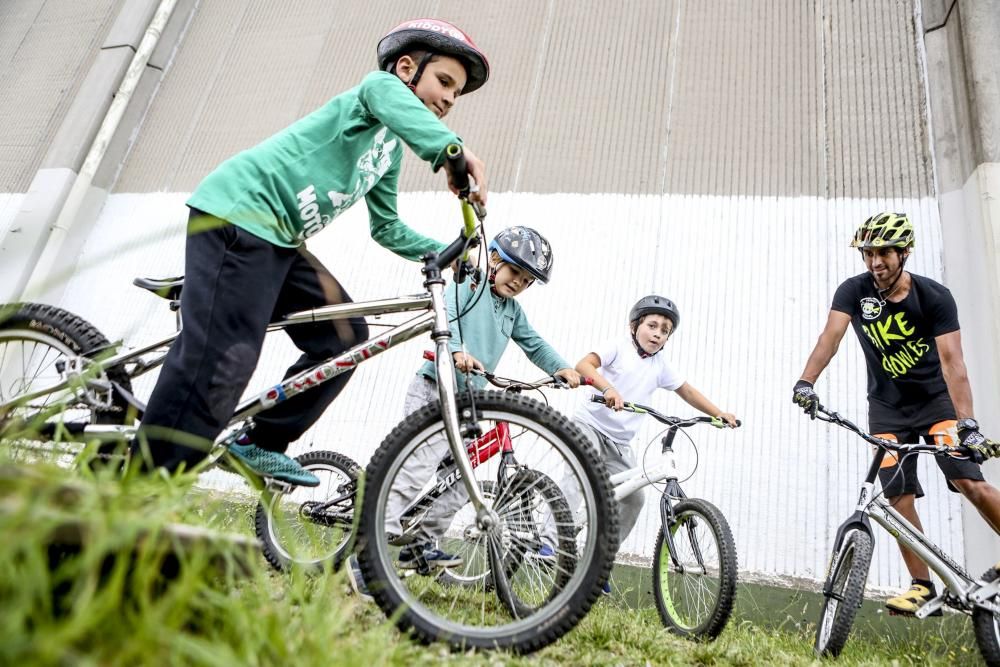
top-left (265, 478), bottom-right (295, 494)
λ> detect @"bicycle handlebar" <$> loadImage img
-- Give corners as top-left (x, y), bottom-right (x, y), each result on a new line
top-left (446, 143), bottom-right (470, 196)
top-left (589, 395), bottom-right (742, 429)
top-left (422, 350), bottom-right (593, 391)
top-left (426, 145), bottom-right (485, 276)
top-left (811, 403), bottom-right (976, 460)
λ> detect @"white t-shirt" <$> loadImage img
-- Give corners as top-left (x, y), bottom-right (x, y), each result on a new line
top-left (575, 335), bottom-right (685, 444)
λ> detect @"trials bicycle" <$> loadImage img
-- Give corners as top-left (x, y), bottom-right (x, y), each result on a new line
top-left (589, 396), bottom-right (741, 640)
top-left (0, 146), bottom-right (618, 654)
top-left (809, 404), bottom-right (1000, 665)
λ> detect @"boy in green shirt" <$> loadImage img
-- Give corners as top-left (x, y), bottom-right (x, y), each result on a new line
top-left (132, 19), bottom-right (490, 485)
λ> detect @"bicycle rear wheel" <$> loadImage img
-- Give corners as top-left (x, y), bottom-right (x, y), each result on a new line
top-left (255, 450), bottom-right (360, 572)
top-left (814, 529), bottom-right (873, 657)
top-left (652, 498), bottom-right (738, 639)
top-left (356, 391), bottom-right (617, 654)
top-left (0, 303), bottom-right (133, 462)
top-left (437, 470), bottom-right (577, 619)
top-left (972, 567), bottom-right (1000, 667)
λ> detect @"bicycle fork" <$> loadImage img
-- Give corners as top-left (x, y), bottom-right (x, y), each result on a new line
top-left (658, 479), bottom-right (709, 574)
top-left (425, 279), bottom-right (497, 531)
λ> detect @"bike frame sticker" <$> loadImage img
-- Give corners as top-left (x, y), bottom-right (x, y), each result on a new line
top-left (260, 338), bottom-right (390, 408)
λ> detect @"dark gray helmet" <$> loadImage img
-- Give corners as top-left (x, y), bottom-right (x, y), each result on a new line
top-left (488, 226), bottom-right (553, 284)
top-left (629, 295), bottom-right (680, 332)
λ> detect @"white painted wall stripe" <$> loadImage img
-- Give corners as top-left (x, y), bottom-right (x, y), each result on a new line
top-left (46, 190), bottom-right (963, 590)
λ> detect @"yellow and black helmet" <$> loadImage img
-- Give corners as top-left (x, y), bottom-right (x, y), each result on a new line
top-left (851, 212), bottom-right (915, 249)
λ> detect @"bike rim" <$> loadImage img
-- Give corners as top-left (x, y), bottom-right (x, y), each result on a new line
top-left (0, 331), bottom-right (110, 458)
top-left (659, 510), bottom-right (722, 630)
top-left (265, 464), bottom-right (354, 565)
top-left (371, 407), bottom-right (600, 639)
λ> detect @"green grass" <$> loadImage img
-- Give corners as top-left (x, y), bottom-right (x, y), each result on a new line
top-left (0, 451), bottom-right (987, 666)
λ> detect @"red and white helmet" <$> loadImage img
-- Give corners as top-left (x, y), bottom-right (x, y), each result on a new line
top-left (377, 19), bottom-right (490, 94)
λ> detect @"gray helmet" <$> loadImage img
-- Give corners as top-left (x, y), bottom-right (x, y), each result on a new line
top-left (629, 295), bottom-right (680, 332)
top-left (377, 19), bottom-right (490, 94)
top-left (488, 226), bottom-right (553, 284)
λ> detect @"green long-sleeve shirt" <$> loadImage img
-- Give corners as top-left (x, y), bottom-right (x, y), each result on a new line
top-left (419, 279), bottom-right (571, 390)
top-left (186, 71), bottom-right (458, 259)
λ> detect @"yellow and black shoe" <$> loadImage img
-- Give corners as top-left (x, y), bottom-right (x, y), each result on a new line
top-left (885, 581), bottom-right (942, 616)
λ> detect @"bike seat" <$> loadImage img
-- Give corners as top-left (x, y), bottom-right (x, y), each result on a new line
top-left (133, 276), bottom-right (184, 301)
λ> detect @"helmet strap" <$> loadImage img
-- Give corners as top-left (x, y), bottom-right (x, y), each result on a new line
top-left (874, 252), bottom-right (908, 306)
top-left (406, 52), bottom-right (436, 92)
top-left (487, 263), bottom-right (503, 298)
top-left (629, 323), bottom-right (658, 358)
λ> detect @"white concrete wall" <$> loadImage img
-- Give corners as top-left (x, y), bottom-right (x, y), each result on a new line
top-left (937, 163), bottom-right (1000, 576)
top-left (0, 194), bottom-right (25, 238)
top-left (39, 190), bottom-right (970, 591)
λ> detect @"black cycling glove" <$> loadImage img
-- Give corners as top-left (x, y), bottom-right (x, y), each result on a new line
top-left (958, 423), bottom-right (1000, 464)
top-left (793, 380), bottom-right (820, 419)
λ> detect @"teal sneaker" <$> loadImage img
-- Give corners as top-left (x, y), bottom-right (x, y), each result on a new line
top-left (227, 443), bottom-right (320, 487)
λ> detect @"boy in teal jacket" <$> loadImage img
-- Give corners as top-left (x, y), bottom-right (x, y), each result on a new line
top-left (133, 19), bottom-right (490, 485)
top-left (348, 226), bottom-right (578, 596)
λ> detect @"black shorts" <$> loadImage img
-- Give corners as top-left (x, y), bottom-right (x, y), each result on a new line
top-left (868, 393), bottom-right (984, 498)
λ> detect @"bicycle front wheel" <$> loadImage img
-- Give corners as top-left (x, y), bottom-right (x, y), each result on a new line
top-left (357, 391), bottom-right (617, 654)
top-left (814, 529), bottom-right (873, 657)
top-left (652, 498), bottom-right (738, 639)
top-left (254, 450), bottom-right (360, 572)
top-left (972, 567), bottom-right (1000, 667)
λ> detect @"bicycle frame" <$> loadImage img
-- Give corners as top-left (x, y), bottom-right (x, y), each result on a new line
top-left (2, 196), bottom-right (496, 518)
top-left (830, 447), bottom-right (987, 612)
top-left (818, 407), bottom-right (1000, 616)
top-left (592, 399), bottom-right (736, 572)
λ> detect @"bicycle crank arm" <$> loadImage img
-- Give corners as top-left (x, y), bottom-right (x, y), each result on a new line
top-left (915, 596), bottom-right (945, 619)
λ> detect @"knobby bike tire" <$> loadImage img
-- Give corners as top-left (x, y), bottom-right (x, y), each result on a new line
top-left (814, 529), bottom-right (873, 658)
top-left (0, 303), bottom-right (133, 458)
top-left (356, 390), bottom-right (618, 654)
top-left (652, 498), bottom-right (738, 640)
top-left (255, 449), bottom-right (360, 572)
top-left (972, 566), bottom-right (1000, 667)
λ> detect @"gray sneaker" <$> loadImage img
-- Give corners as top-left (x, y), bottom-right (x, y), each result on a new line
top-left (227, 443), bottom-right (320, 487)
top-left (398, 543), bottom-right (463, 570)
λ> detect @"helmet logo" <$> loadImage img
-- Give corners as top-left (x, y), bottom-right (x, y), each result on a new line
top-left (404, 20), bottom-right (469, 43)
top-left (860, 297), bottom-right (882, 320)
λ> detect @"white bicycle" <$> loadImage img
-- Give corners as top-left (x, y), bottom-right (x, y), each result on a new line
top-left (591, 396), bottom-right (741, 640)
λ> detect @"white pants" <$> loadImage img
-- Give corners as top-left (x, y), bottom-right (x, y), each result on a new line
top-left (383, 375), bottom-right (467, 543)
top-left (548, 421), bottom-right (644, 551)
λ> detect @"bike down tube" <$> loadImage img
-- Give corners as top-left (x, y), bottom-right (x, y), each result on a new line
top-left (867, 497), bottom-right (975, 595)
top-left (230, 310), bottom-right (434, 422)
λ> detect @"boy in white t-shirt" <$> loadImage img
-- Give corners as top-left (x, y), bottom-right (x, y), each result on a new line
top-left (573, 295), bottom-right (738, 590)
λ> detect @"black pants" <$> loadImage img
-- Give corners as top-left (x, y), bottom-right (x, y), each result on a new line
top-left (134, 209), bottom-right (369, 471)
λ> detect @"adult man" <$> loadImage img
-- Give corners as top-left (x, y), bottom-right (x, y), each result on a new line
top-left (793, 212), bottom-right (1000, 614)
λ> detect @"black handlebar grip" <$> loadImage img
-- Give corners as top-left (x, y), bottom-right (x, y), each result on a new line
top-left (446, 144), bottom-right (470, 195)
top-left (735, 419), bottom-right (742, 427)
